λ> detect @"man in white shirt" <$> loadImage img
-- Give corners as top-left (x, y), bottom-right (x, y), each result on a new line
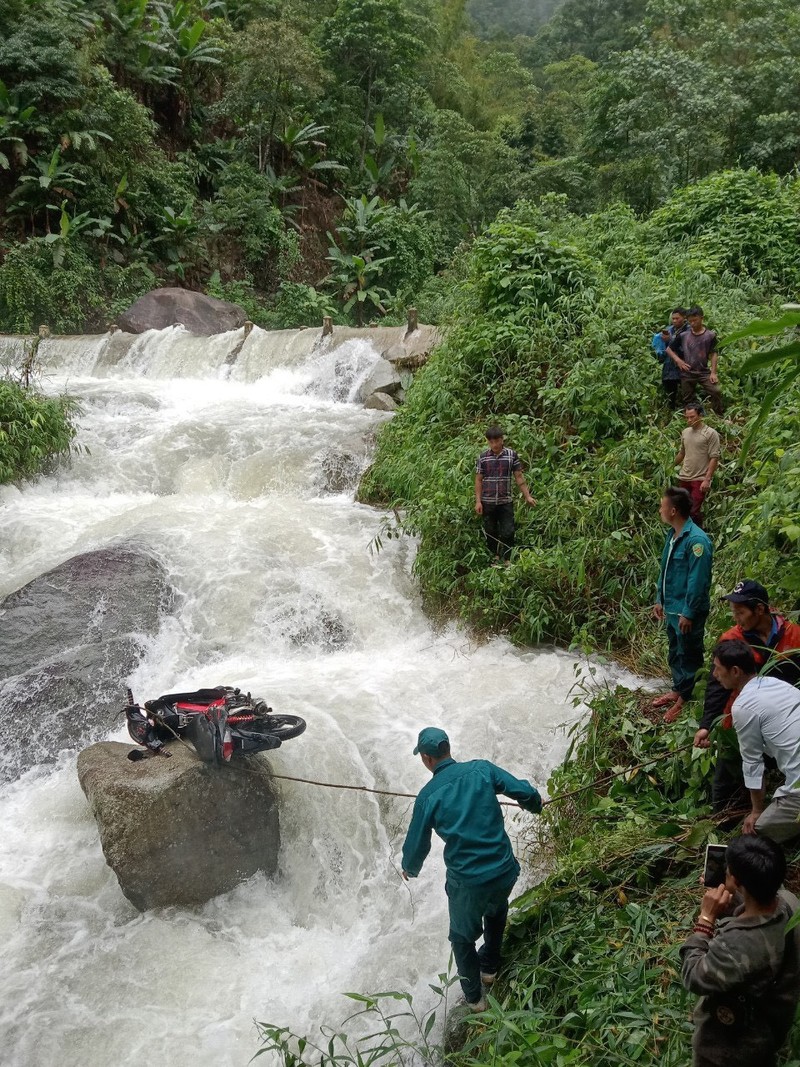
top-left (712, 639), bottom-right (800, 843)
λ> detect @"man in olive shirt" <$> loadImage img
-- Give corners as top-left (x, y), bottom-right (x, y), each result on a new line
top-left (402, 728), bottom-right (542, 1010)
top-left (675, 401), bottom-right (721, 527)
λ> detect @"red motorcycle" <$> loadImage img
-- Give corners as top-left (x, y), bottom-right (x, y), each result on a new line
top-left (125, 686), bottom-right (306, 765)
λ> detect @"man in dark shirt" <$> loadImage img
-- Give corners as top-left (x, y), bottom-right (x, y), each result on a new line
top-left (651, 307), bottom-right (688, 407)
top-left (667, 306), bottom-right (724, 415)
top-left (681, 835), bottom-right (800, 1067)
top-left (474, 427), bottom-right (536, 564)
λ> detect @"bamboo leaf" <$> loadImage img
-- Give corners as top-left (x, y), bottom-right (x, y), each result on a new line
top-left (741, 340), bottom-right (800, 372)
top-left (740, 365), bottom-right (800, 462)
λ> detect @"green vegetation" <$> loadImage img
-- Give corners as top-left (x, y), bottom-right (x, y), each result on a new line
top-left (252, 680), bottom-right (800, 1066)
top-left (0, 373), bottom-right (78, 483)
top-left (362, 170), bottom-right (800, 673)
top-left (2, 0), bottom-right (800, 331)
top-left (2, 4), bottom-right (800, 1054)
top-left (482, 684), bottom-right (734, 1067)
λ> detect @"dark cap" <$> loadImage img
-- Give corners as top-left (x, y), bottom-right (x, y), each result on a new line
top-left (413, 727), bottom-right (449, 756)
top-left (721, 580), bottom-right (770, 606)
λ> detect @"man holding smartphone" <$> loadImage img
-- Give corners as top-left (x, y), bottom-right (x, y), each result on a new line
top-left (681, 835), bottom-right (800, 1067)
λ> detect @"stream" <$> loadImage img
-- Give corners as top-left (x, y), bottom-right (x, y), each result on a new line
top-left (0, 326), bottom-right (592, 1066)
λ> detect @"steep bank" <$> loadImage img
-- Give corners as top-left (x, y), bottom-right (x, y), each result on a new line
top-left (361, 173), bottom-right (800, 674)
top-left (256, 682), bottom-right (800, 1066)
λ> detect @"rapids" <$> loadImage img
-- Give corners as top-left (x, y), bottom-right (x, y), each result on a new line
top-left (0, 326), bottom-right (590, 1066)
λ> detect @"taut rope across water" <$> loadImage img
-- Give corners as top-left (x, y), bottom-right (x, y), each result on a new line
top-left (268, 740), bottom-right (699, 808)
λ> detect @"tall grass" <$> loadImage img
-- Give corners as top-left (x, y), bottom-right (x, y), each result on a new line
top-left (360, 173), bottom-right (800, 671)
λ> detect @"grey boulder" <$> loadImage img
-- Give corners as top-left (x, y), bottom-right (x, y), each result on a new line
top-left (0, 547), bottom-right (173, 782)
top-left (118, 288), bottom-right (247, 336)
top-left (359, 358), bottom-right (402, 402)
top-left (364, 391), bottom-right (400, 411)
top-left (78, 741), bottom-right (280, 910)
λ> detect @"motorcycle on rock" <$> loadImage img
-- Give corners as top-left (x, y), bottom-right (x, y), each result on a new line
top-left (124, 686), bottom-right (306, 766)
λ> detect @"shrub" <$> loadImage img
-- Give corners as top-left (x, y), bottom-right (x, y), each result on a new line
top-left (361, 175), bottom-right (800, 665)
top-left (0, 378), bottom-right (77, 483)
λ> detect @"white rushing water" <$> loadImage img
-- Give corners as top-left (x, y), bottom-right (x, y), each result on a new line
top-left (0, 326), bottom-right (591, 1067)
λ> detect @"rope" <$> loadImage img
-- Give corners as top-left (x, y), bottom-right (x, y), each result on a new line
top-left (268, 740), bottom-right (699, 808)
top-left (126, 699), bottom-right (699, 812)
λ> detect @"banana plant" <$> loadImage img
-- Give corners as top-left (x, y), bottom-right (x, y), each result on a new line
top-left (361, 114), bottom-right (397, 196)
top-left (334, 195), bottom-right (390, 258)
top-left (156, 2), bottom-right (223, 67)
top-left (43, 201), bottom-right (122, 267)
top-left (8, 147), bottom-right (86, 230)
top-left (153, 203), bottom-right (201, 280)
top-left (325, 245), bottom-right (393, 326)
top-left (107, 0), bottom-right (181, 88)
top-left (0, 79), bottom-right (47, 171)
top-left (727, 307), bottom-right (800, 460)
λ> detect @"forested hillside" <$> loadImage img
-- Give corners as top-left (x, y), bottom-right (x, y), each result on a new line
top-left (2, 0), bottom-right (799, 334)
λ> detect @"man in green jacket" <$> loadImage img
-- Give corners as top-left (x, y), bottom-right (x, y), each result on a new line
top-left (401, 727), bottom-right (542, 1011)
top-left (652, 486), bottom-right (714, 723)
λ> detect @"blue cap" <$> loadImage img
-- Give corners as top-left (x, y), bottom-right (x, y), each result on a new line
top-left (413, 727), bottom-right (449, 757)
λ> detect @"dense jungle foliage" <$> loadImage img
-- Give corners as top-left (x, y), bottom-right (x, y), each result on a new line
top-left (2, 2), bottom-right (800, 1063)
top-left (362, 169), bottom-right (800, 675)
top-left (1, 0), bottom-right (799, 333)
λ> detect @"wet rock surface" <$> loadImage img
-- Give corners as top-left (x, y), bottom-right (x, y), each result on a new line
top-left (263, 597), bottom-right (352, 651)
top-left (364, 391), bottom-right (400, 412)
top-left (118, 287), bottom-right (247, 335)
top-left (358, 357), bottom-right (402, 402)
top-left (77, 741), bottom-right (280, 910)
top-left (0, 547), bottom-right (173, 781)
top-left (319, 436), bottom-right (371, 494)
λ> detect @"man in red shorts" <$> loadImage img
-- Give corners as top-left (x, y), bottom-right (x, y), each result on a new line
top-left (675, 401), bottom-right (720, 527)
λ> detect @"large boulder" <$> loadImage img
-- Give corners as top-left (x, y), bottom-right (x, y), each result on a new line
top-left (358, 357), bottom-right (402, 402)
top-left (78, 741), bottom-right (280, 910)
top-left (0, 547), bottom-right (173, 781)
top-left (118, 288), bottom-right (247, 336)
top-left (364, 391), bottom-right (399, 412)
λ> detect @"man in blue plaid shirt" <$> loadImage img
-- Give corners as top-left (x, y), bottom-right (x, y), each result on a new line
top-left (474, 427), bottom-right (536, 564)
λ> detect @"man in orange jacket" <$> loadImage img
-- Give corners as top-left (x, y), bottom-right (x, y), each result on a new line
top-left (693, 580), bottom-right (800, 819)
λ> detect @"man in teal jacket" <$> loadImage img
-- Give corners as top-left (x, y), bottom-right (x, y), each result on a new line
top-left (652, 486), bottom-right (714, 723)
top-left (401, 727), bottom-right (542, 1011)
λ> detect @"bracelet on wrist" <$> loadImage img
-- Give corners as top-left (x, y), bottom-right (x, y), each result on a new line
top-left (693, 923), bottom-right (714, 936)
top-left (699, 914), bottom-right (715, 924)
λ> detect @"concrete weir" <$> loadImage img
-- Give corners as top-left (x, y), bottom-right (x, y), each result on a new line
top-left (0, 313), bottom-right (440, 381)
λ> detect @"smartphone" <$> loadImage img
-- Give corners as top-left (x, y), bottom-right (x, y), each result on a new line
top-left (703, 843), bottom-right (728, 888)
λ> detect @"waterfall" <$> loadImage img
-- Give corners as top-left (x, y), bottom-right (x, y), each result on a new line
top-left (0, 328), bottom-right (600, 1066)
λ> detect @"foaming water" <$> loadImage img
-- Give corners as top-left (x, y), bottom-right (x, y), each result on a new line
top-left (0, 329), bottom-right (599, 1066)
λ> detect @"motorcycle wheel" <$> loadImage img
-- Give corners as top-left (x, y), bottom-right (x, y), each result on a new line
top-left (251, 714), bottom-right (306, 741)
